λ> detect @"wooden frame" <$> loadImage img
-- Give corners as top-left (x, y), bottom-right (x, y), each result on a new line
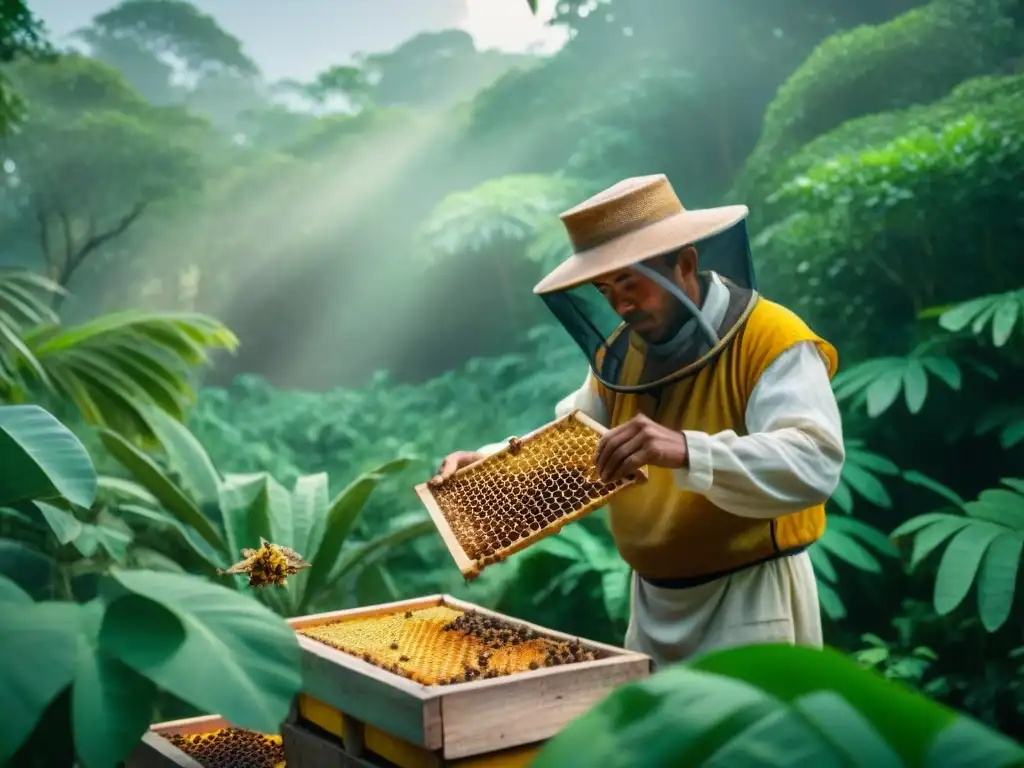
top-left (414, 410), bottom-right (647, 579)
top-left (288, 595), bottom-right (651, 760)
top-left (124, 715), bottom-right (239, 768)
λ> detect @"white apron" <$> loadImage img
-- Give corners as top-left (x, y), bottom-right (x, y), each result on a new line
top-left (624, 550), bottom-right (823, 669)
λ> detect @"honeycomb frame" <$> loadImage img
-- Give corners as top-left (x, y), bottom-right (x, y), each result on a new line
top-left (415, 410), bottom-right (647, 579)
top-left (125, 715), bottom-right (285, 768)
top-left (287, 595), bottom-right (652, 760)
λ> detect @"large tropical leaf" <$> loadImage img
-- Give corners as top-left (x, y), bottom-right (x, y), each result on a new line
top-left (103, 568), bottom-right (302, 734)
top-left (831, 348), bottom-right (962, 418)
top-left (0, 404), bottom-right (97, 508)
top-left (99, 428), bottom-right (226, 555)
top-left (0, 269), bottom-right (61, 395)
top-left (417, 174), bottom-right (588, 262)
top-left (299, 456), bottom-right (414, 611)
top-left (0, 591), bottom-right (82, 764)
top-left (20, 304), bottom-right (237, 442)
top-left (531, 645), bottom-right (1024, 768)
top-left (891, 478), bottom-right (1024, 632)
top-left (830, 440), bottom-right (899, 513)
top-left (812, 516), bottom-right (896, 620)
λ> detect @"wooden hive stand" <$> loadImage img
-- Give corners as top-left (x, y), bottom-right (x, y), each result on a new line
top-left (285, 595), bottom-right (652, 767)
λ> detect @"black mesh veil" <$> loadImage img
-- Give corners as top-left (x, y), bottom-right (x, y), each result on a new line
top-left (539, 219), bottom-right (756, 394)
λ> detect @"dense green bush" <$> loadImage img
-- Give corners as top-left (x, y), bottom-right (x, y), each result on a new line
top-left (755, 75), bottom-right (1024, 359)
top-left (736, 0), bottom-right (1023, 205)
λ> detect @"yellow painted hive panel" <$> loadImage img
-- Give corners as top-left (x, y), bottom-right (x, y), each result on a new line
top-left (164, 729), bottom-right (285, 767)
top-left (422, 412), bottom-right (642, 577)
top-left (298, 604), bottom-right (597, 686)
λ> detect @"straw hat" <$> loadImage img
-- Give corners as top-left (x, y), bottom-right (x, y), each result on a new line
top-left (533, 174), bottom-right (748, 295)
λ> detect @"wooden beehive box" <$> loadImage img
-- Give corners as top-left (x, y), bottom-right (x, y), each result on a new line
top-left (124, 714), bottom-right (284, 768)
top-left (415, 410), bottom-right (647, 580)
top-left (288, 595), bottom-right (651, 761)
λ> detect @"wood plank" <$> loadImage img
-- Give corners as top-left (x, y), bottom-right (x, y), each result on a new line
top-left (414, 482), bottom-right (477, 576)
top-left (438, 656), bottom-right (650, 759)
top-left (288, 596), bottom-right (445, 630)
top-left (298, 635), bottom-right (442, 749)
top-left (439, 595), bottom-right (648, 661)
top-left (124, 732), bottom-right (206, 768)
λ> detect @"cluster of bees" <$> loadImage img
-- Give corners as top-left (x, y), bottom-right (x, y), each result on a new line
top-left (218, 538), bottom-right (310, 588)
top-left (166, 728), bottom-right (284, 767)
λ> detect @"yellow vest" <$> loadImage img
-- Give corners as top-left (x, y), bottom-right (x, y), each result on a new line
top-left (591, 296), bottom-right (838, 582)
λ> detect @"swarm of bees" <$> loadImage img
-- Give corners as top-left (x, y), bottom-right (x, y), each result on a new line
top-left (217, 538), bottom-right (310, 588)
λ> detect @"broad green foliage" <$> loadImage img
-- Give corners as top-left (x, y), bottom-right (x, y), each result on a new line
top-left (0, 404), bottom-right (97, 509)
top-left (0, 269), bottom-right (238, 443)
top-left (755, 80), bottom-right (1024, 355)
top-left (739, 0), bottom-right (1023, 202)
top-left (0, 403), bottom-right (302, 767)
top-left (531, 645), bottom-right (1024, 767)
top-left (100, 405), bottom-right (428, 616)
top-left (893, 478), bottom-right (1024, 632)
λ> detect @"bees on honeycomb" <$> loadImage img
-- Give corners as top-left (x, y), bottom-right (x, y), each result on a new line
top-left (166, 728), bottom-right (284, 767)
top-left (426, 414), bottom-right (640, 577)
top-left (298, 605), bottom-right (597, 686)
top-left (218, 538), bottom-right (310, 588)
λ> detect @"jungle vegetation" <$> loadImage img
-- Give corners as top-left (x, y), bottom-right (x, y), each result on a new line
top-left (0, 0), bottom-right (1022, 764)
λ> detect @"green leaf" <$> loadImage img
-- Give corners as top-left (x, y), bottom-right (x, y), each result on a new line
top-left (0, 404), bottom-right (97, 508)
top-left (990, 297), bottom-right (1019, 347)
top-left (99, 429), bottom-right (225, 553)
top-left (975, 534), bottom-right (1024, 632)
top-left (302, 457), bottom-right (413, 610)
top-left (891, 512), bottom-right (957, 539)
top-left (901, 472), bottom-right (965, 507)
top-left (938, 295), bottom-right (993, 333)
top-left (840, 464), bottom-right (892, 509)
top-left (117, 504), bottom-right (224, 570)
top-left (34, 500), bottom-right (83, 545)
top-left (920, 357), bottom-right (961, 390)
top-left (291, 473), bottom-right (328, 563)
top-left (219, 473), bottom-right (272, 564)
top-left (534, 645), bottom-right (982, 768)
top-left (0, 601), bottom-right (82, 764)
top-left (72, 601), bottom-right (157, 768)
top-left (865, 368), bottom-right (904, 417)
top-left (910, 518), bottom-right (972, 570)
top-left (933, 522), bottom-right (1003, 616)
top-left (105, 569), bottom-right (302, 733)
top-left (0, 574), bottom-right (32, 604)
top-left (141, 406), bottom-right (221, 512)
top-left (0, 538), bottom-right (58, 599)
top-left (925, 716), bottom-right (1024, 767)
top-left (902, 360), bottom-right (928, 413)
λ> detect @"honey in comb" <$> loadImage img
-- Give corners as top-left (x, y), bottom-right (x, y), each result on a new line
top-left (166, 728), bottom-right (284, 767)
top-left (298, 605), bottom-right (597, 685)
top-left (429, 415), bottom-right (636, 576)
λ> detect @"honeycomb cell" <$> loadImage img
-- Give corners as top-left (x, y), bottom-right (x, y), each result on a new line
top-left (424, 412), bottom-right (641, 577)
top-left (298, 605), bottom-right (597, 686)
top-left (165, 728), bottom-right (284, 767)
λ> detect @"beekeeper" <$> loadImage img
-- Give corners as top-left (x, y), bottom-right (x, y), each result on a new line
top-left (431, 175), bottom-right (845, 669)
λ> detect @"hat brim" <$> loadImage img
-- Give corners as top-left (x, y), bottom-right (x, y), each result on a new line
top-left (533, 205), bottom-right (749, 295)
